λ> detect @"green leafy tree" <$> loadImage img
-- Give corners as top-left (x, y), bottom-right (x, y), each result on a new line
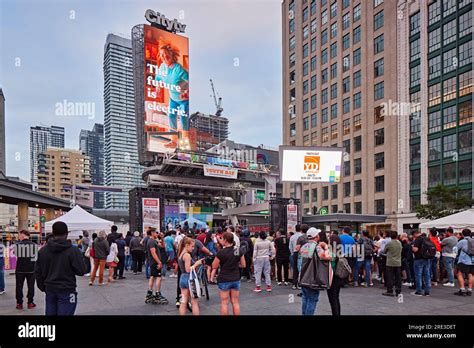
top-left (415, 184), bottom-right (474, 220)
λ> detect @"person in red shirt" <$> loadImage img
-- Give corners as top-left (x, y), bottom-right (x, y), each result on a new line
top-left (196, 228), bottom-right (207, 245)
top-left (429, 228), bottom-right (442, 286)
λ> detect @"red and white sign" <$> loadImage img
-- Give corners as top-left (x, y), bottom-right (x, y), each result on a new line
top-left (142, 198), bottom-right (160, 233)
top-left (287, 204), bottom-right (298, 233)
top-left (203, 165), bottom-right (238, 179)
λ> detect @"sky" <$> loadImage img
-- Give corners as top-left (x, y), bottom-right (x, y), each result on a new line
top-left (0, 0), bottom-right (282, 181)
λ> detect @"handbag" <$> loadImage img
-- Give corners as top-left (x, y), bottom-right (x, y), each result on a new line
top-left (299, 243), bottom-right (333, 290)
top-left (85, 246), bottom-right (91, 258)
top-left (188, 268), bottom-right (202, 299)
top-left (335, 257), bottom-right (351, 279)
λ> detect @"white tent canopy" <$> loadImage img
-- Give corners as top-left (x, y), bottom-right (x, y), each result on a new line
top-left (419, 209), bottom-right (474, 232)
top-left (45, 205), bottom-right (114, 233)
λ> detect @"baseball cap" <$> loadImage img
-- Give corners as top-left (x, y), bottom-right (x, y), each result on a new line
top-left (307, 227), bottom-right (320, 239)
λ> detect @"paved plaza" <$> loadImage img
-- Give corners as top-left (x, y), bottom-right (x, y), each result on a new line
top-left (0, 269), bottom-right (472, 316)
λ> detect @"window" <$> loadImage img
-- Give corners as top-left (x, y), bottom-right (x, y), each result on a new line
top-left (459, 101), bottom-right (473, 126)
top-left (375, 199), bottom-right (384, 215)
top-left (344, 182), bottom-right (351, 197)
top-left (410, 12), bottom-right (420, 36)
top-left (443, 162), bottom-right (457, 185)
top-left (375, 105), bottom-right (384, 123)
top-left (428, 0), bottom-right (441, 25)
top-left (442, 76), bottom-right (456, 102)
top-left (303, 116), bottom-right (310, 131)
top-left (428, 166), bottom-right (441, 187)
top-left (343, 12), bottom-right (350, 30)
top-left (289, 36), bottom-right (296, 50)
top-left (330, 22), bottom-right (337, 38)
top-left (343, 97), bottom-right (350, 113)
top-left (322, 68), bottom-right (328, 84)
top-left (459, 130), bottom-right (472, 155)
top-left (459, 160), bottom-right (472, 184)
top-left (410, 113), bottom-right (421, 138)
top-left (353, 70), bottom-right (361, 88)
top-left (311, 131), bottom-right (318, 143)
top-left (311, 18), bottom-right (317, 34)
top-left (443, 19), bottom-right (456, 45)
top-left (459, 11), bottom-right (472, 38)
top-left (311, 37), bottom-right (317, 53)
top-left (428, 83), bottom-right (441, 107)
top-left (410, 38), bottom-right (420, 61)
top-left (353, 26), bottom-right (361, 45)
top-left (322, 88), bottom-right (328, 104)
top-left (344, 160), bottom-right (351, 176)
top-left (443, 0), bottom-right (456, 17)
top-left (311, 75), bottom-right (317, 90)
top-left (290, 123), bottom-right (296, 137)
top-left (443, 105), bottom-right (456, 130)
top-left (303, 6), bottom-right (309, 22)
top-left (443, 48), bottom-right (456, 74)
top-left (353, 4), bottom-right (361, 22)
top-left (428, 110), bottom-right (442, 133)
top-left (311, 112), bottom-right (317, 127)
top-left (323, 186), bottom-right (329, 200)
top-left (343, 139), bottom-right (350, 153)
top-left (375, 175), bottom-right (384, 192)
top-left (343, 119), bottom-right (350, 135)
top-left (374, 10), bottom-right (384, 31)
top-left (331, 83), bottom-right (337, 99)
top-left (332, 205), bottom-right (338, 214)
top-left (343, 34), bottom-right (350, 50)
top-left (354, 116), bottom-right (362, 133)
top-left (375, 152), bottom-right (384, 169)
top-left (355, 180), bottom-right (362, 195)
top-left (374, 128), bottom-right (384, 146)
top-left (330, 63), bottom-right (337, 78)
top-left (428, 27), bottom-right (441, 53)
top-left (353, 92), bottom-right (361, 109)
top-left (289, 18), bottom-right (295, 34)
top-left (354, 158), bottom-right (362, 174)
top-left (331, 184), bottom-right (338, 199)
top-left (289, 88), bottom-right (296, 102)
top-left (304, 189), bottom-right (309, 203)
top-left (411, 169), bottom-right (421, 190)
top-left (410, 65), bottom-right (421, 88)
top-left (322, 127), bottom-right (329, 142)
top-left (311, 94), bottom-right (317, 109)
top-left (312, 188), bottom-right (317, 202)
top-left (428, 138), bottom-right (441, 161)
top-left (354, 201), bottom-right (362, 214)
top-left (459, 41), bottom-right (472, 67)
top-left (330, 1), bottom-right (337, 18)
top-left (353, 48), bottom-right (361, 65)
top-left (343, 55), bottom-right (350, 72)
top-left (343, 77), bottom-right (351, 93)
top-left (459, 71), bottom-right (473, 98)
top-left (311, 56), bottom-right (317, 71)
top-left (331, 103), bottom-right (338, 119)
top-left (321, 49), bottom-right (328, 65)
top-left (443, 134), bottom-right (457, 158)
top-left (374, 34), bottom-right (384, 54)
top-left (303, 43), bottom-right (309, 58)
top-left (322, 9), bottom-right (328, 25)
top-left (321, 29), bottom-right (328, 45)
top-left (289, 53), bottom-right (296, 67)
top-left (428, 55), bottom-right (441, 79)
top-left (410, 143), bottom-right (421, 164)
top-left (322, 108), bottom-right (328, 123)
top-left (303, 80), bottom-right (309, 95)
top-left (311, 0), bottom-right (317, 15)
top-left (374, 58), bottom-right (384, 77)
top-left (303, 99), bottom-right (309, 113)
top-left (303, 61), bottom-right (309, 76)
top-left (330, 42), bottom-right (337, 58)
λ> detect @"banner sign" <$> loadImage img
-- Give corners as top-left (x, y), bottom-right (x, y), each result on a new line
top-left (287, 204), bottom-right (298, 233)
top-left (203, 165), bottom-right (238, 179)
top-left (142, 198), bottom-right (160, 233)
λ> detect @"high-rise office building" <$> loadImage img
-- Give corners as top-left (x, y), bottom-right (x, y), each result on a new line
top-left (396, 0), bottom-right (472, 228)
top-left (103, 33), bottom-right (143, 209)
top-left (37, 147), bottom-right (91, 201)
top-left (79, 123), bottom-right (105, 208)
top-left (30, 125), bottom-right (65, 187)
top-left (0, 88), bottom-right (5, 174)
top-left (190, 112), bottom-right (230, 152)
top-left (282, 0), bottom-right (399, 222)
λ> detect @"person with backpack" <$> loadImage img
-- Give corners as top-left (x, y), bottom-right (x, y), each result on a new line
top-left (353, 230), bottom-right (374, 287)
top-left (130, 231), bottom-right (145, 275)
top-left (454, 228), bottom-right (473, 297)
top-left (429, 228), bottom-right (442, 286)
top-left (411, 230), bottom-right (434, 296)
top-left (299, 229), bottom-right (332, 316)
top-left (239, 229), bottom-right (253, 283)
top-left (382, 231), bottom-right (402, 297)
top-left (274, 228), bottom-right (291, 285)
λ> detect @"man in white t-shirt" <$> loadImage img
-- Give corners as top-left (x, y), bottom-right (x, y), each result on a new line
top-left (227, 226), bottom-right (240, 249)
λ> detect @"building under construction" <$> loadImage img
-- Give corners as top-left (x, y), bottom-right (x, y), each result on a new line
top-left (189, 112), bottom-right (229, 152)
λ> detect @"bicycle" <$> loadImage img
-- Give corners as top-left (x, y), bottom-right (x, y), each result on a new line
top-left (185, 257), bottom-right (212, 312)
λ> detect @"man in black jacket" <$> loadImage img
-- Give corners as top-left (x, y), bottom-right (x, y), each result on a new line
top-left (35, 221), bottom-right (87, 315)
top-left (15, 230), bottom-right (37, 310)
top-left (107, 225), bottom-right (120, 245)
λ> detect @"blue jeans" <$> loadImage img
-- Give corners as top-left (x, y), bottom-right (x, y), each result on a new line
top-left (301, 287), bottom-right (320, 316)
top-left (0, 263), bottom-right (4, 291)
top-left (45, 291), bottom-right (77, 316)
top-left (354, 258), bottom-right (372, 284)
top-left (443, 256), bottom-right (455, 283)
top-left (125, 255), bottom-right (132, 270)
top-left (430, 257), bottom-right (439, 282)
top-left (168, 99), bottom-right (189, 131)
top-left (414, 259), bottom-right (431, 295)
top-left (218, 280), bottom-right (241, 291)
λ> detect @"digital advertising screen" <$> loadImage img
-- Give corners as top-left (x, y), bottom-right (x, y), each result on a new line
top-left (279, 146), bottom-right (344, 183)
top-left (143, 24), bottom-right (191, 154)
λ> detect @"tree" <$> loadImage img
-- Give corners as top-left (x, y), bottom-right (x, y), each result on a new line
top-left (415, 184), bottom-right (474, 220)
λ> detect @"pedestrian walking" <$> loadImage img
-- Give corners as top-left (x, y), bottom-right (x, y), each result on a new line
top-left (274, 229), bottom-right (291, 285)
top-left (14, 230), bottom-right (37, 310)
top-left (382, 231), bottom-right (402, 297)
top-left (89, 230), bottom-right (109, 286)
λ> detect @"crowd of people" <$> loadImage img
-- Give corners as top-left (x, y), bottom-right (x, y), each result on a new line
top-left (0, 220), bottom-right (472, 317)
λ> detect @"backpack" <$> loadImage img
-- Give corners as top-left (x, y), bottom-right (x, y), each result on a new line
top-left (239, 240), bottom-right (250, 256)
top-left (299, 243), bottom-right (332, 290)
top-left (420, 238), bottom-right (436, 259)
top-left (335, 257), bottom-right (351, 279)
top-left (362, 237), bottom-right (374, 258)
top-left (465, 237), bottom-right (474, 257)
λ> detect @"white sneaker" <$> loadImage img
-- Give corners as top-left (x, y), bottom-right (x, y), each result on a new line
top-left (443, 282), bottom-right (455, 287)
top-left (402, 282), bottom-right (411, 286)
top-left (84, 273), bottom-right (90, 277)
top-left (277, 282), bottom-right (282, 286)
top-left (169, 274), bottom-right (177, 278)
top-left (0, 291), bottom-right (5, 295)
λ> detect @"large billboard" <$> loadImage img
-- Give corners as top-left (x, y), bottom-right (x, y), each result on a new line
top-left (279, 146), bottom-right (344, 183)
top-left (142, 198), bottom-right (160, 232)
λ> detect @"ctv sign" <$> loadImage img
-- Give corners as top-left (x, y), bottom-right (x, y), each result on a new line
top-left (145, 9), bottom-right (186, 33)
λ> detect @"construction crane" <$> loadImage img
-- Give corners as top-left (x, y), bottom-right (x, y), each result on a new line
top-left (209, 79), bottom-right (224, 116)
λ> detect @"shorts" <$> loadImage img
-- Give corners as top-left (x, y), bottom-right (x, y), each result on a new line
top-left (218, 280), bottom-right (240, 291)
top-left (166, 250), bottom-right (176, 262)
top-left (150, 264), bottom-right (162, 277)
top-left (180, 273), bottom-right (190, 289)
top-left (205, 255), bottom-right (215, 266)
top-left (456, 263), bottom-right (474, 275)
